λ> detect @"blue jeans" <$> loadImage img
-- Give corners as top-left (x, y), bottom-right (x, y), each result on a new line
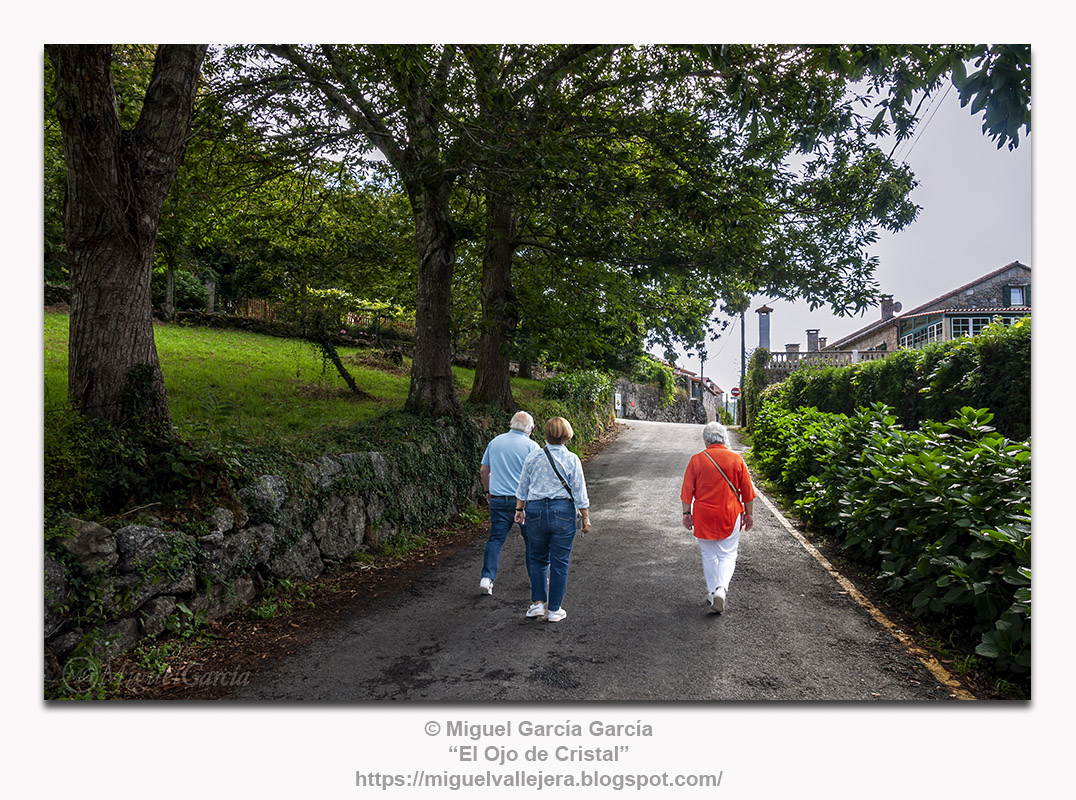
top-left (482, 495), bottom-right (527, 582)
top-left (524, 498), bottom-right (577, 612)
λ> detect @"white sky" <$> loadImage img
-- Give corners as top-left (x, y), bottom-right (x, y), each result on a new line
top-left (672, 85), bottom-right (1033, 392)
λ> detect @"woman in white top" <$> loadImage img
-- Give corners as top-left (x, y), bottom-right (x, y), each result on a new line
top-left (513, 417), bottom-right (591, 622)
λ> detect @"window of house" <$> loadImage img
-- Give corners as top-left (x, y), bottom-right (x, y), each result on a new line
top-left (952, 316), bottom-right (1018, 337)
top-left (953, 317), bottom-right (986, 337)
top-left (899, 319), bottom-right (943, 349)
top-left (1004, 284), bottom-right (1030, 307)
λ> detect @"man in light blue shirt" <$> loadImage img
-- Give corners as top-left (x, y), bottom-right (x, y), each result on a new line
top-left (478, 411), bottom-right (539, 595)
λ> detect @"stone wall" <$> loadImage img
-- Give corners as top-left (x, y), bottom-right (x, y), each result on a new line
top-left (615, 378), bottom-right (707, 425)
top-left (44, 434), bottom-right (483, 680)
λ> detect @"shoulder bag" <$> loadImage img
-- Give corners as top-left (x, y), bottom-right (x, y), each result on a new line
top-left (543, 446), bottom-right (586, 535)
top-left (543, 446), bottom-right (575, 505)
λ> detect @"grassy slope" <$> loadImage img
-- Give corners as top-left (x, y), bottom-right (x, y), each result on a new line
top-left (44, 311), bottom-right (544, 448)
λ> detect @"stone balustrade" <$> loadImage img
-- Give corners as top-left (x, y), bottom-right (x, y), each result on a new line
top-left (766, 349), bottom-right (891, 372)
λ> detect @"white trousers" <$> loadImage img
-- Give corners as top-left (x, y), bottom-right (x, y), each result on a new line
top-left (696, 518), bottom-right (741, 594)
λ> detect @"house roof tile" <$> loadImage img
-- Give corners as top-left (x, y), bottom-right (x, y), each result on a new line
top-left (899, 306), bottom-right (1031, 320)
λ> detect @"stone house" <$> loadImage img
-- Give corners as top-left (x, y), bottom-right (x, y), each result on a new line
top-left (762, 261), bottom-right (1031, 380)
top-left (826, 261), bottom-right (1031, 354)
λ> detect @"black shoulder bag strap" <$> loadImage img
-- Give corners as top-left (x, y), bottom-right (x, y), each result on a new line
top-left (543, 446), bottom-right (575, 505)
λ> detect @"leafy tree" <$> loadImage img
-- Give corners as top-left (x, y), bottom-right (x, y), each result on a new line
top-left (218, 44), bottom-right (609, 417)
top-left (43, 56), bottom-right (66, 284)
top-left (462, 45), bottom-right (921, 406)
top-left (496, 44), bottom-right (1030, 397)
top-left (810, 44), bottom-right (1031, 150)
top-left (46, 44), bottom-right (207, 431)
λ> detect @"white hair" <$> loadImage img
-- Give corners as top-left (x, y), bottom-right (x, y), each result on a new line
top-left (703, 421), bottom-right (728, 445)
top-left (510, 411), bottom-right (534, 433)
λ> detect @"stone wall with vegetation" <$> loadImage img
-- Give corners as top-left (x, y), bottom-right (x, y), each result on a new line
top-left (44, 418), bottom-right (485, 685)
top-left (43, 390), bottom-right (620, 690)
top-left (615, 378), bottom-right (707, 424)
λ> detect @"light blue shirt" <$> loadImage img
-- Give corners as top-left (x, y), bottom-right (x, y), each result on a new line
top-left (481, 429), bottom-right (540, 496)
top-left (516, 444), bottom-right (590, 510)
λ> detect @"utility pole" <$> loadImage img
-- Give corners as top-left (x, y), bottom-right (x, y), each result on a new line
top-left (738, 308), bottom-right (746, 427)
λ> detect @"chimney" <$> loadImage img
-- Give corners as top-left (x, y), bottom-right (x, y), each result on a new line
top-left (786, 343), bottom-right (800, 353)
top-left (818, 336), bottom-right (827, 350)
top-left (806, 329), bottom-right (819, 352)
top-left (755, 304), bottom-right (773, 351)
top-left (881, 295), bottom-right (894, 320)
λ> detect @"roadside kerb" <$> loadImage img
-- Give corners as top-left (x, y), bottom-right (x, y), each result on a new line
top-left (752, 488), bottom-right (977, 700)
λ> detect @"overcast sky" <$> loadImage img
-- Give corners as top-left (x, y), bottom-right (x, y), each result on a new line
top-left (673, 85), bottom-right (1033, 393)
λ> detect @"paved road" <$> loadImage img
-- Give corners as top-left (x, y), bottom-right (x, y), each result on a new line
top-left (227, 419), bottom-right (958, 701)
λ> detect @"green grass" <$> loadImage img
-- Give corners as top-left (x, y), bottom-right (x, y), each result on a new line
top-left (44, 311), bottom-right (541, 449)
top-left (46, 311), bottom-right (409, 446)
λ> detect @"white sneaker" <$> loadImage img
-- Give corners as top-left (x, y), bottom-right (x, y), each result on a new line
top-left (479, 577), bottom-right (493, 595)
top-left (711, 587), bottom-right (726, 614)
top-left (546, 608), bottom-right (567, 623)
top-left (526, 602), bottom-right (546, 618)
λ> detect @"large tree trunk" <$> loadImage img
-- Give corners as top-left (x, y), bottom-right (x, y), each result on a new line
top-left (47, 44), bottom-right (206, 431)
top-left (403, 185), bottom-right (464, 418)
top-left (468, 190), bottom-right (519, 411)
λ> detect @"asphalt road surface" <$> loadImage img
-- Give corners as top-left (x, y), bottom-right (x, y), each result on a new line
top-left (227, 419), bottom-right (960, 702)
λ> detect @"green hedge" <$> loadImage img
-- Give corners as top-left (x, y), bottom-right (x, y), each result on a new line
top-left (760, 317), bottom-right (1029, 440)
top-left (750, 400), bottom-right (1031, 684)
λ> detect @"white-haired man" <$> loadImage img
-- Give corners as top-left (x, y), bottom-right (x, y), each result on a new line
top-left (478, 411), bottom-right (539, 595)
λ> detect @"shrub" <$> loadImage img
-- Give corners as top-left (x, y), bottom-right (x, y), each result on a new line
top-left (794, 404), bottom-right (1031, 680)
top-left (525, 396), bottom-right (615, 455)
top-left (965, 317), bottom-right (1031, 441)
top-left (542, 369), bottom-right (616, 407)
top-left (44, 408), bottom-right (107, 519)
top-left (152, 269), bottom-right (210, 312)
top-left (764, 318), bottom-right (1029, 440)
top-left (44, 406), bottom-right (237, 523)
top-left (749, 390), bottom-right (847, 496)
top-left (629, 356), bottom-right (677, 407)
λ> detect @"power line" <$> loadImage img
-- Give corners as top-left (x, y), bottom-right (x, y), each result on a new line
top-left (894, 84), bottom-right (952, 163)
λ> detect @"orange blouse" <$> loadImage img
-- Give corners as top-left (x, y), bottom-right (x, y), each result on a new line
top-left (680, 443), bottom-right (756, 540)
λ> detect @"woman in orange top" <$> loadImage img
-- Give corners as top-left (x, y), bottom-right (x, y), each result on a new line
top-left (680, 421), bottom-right (756, 613)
